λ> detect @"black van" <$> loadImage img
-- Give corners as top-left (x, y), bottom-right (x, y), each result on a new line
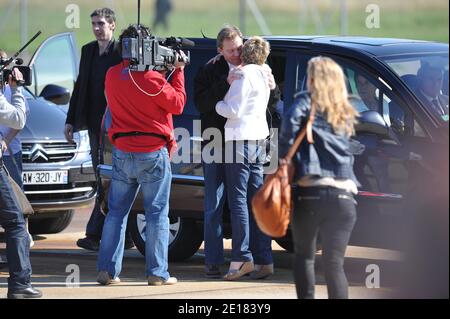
top-left (99, 36), bottom-right (449, 261)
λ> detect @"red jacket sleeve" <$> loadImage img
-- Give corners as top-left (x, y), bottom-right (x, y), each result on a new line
top-left (143, 69), bottom-right (186, 115)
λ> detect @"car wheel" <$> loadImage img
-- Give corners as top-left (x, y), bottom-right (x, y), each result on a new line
top-left (28, 210), bottom-right (74, 235)
top-left (275, 232), bottom-right (322, 253)
top-left (275, 235), bottom-right (294, 253)
top-left (128, 213), bottom-right (203, 262)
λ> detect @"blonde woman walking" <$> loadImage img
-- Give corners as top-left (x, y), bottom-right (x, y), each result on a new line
top-left (279, 56), bottom-right (359, 298)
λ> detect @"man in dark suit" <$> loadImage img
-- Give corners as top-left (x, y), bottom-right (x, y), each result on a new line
top-left (153, 0), bottom-right (173, 31)
top-left (64, 8), bottom-right (133, 251)
top-left (415, 63), bottom-right (449, 119)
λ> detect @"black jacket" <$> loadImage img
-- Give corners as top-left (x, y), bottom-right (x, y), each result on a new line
top-left (279, 92), bottom-right (361, 185)
top-left (65, 40), bottom-right (122, 132)
top-left (193, 56), bottom-right (280, 145)
top-left (415, 90), bottom-right (449, 117)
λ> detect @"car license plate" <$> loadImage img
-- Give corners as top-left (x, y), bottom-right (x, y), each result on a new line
top-left (22, 171), bottom-right (68, 185)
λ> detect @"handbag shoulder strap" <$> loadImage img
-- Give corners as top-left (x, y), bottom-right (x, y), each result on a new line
top-left (284, 103), bottom-right (316, 163)
top-left (2, 163), bottom-right (11, 177)
top-left (8, 150), bottom-right (19, 167)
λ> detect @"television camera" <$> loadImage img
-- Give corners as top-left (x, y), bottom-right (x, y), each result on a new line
top-left (121, 1), bottom-right (194, 72)
top-left (0, 31), bottom-right (41, 88)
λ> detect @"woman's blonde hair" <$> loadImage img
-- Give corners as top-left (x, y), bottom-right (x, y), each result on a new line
top-left (241, 36), bottom-right (270, 66)
top-left (307, 56), bottom-right (358, 136)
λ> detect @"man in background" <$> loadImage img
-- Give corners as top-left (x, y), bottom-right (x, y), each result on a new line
top-left (153, 0), bottom-right (173, 31)
top-left (64, 8), bottom-right (134, 251)
top-left (415, 63), bottom-right (449, 118)
top-left (355, 73), bottom-right (379, 112)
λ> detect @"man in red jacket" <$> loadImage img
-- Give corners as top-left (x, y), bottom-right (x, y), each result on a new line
top-left (96, 25), bottom-right (187, 286)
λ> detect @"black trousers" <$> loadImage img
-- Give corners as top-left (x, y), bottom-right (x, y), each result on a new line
top-left (85, 131), bottom-right (104, 239)
top-left (291, 186), bottom-right (357, 299)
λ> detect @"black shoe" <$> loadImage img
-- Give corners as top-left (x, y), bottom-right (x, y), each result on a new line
top-left (0, 255), bottom-right (7, 270)
top-left (125, 240), bottom-right (135, 250)
top-left (7, 286), bottom-right (43, 299)
top-left (76, 236), bottom-right (100, 251)
top-left (205, 265), bottom-right (222, 278)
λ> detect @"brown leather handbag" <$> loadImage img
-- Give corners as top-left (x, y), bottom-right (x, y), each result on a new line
top-left (8, 174), bottom-right (34, 215)
top-left (3, 165), bottom-right (34, 216)
top-left (251, 105), bottom-right (316, 238)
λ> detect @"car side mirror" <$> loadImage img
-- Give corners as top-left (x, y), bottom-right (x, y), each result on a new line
top-left (39, 84), bottom-right (71, 105)
top-left (355, 111), bottom-right (389, 137)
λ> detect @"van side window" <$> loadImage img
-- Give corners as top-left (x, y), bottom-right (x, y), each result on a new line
top-left (266, 51), bottom-right (287, 116)
top-left (299, 57), bottom-right (427, 138)
top-left (344, 64), bottom-right (426, 138)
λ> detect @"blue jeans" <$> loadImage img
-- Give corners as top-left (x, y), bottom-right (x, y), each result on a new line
top-left (224, 141), bottom-right (273, 264)
top-left (97, 147), bottom-right (172, 280)
top-left (3, 152), bottom-right (23, 189)
top-left (202, 161), bottom-right (226, 266)
top-left (0, 167), bottom-right (32, 290)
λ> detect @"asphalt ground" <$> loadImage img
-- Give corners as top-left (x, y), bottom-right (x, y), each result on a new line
top-left (0, 204), bottom-right (402, 300)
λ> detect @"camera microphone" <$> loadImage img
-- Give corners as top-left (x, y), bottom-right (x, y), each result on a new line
top-left (0, 57), bottom-right (24, 66)
top-left (0, 30), bottom-right (40, 86)
top-left (179, 38), bottom-right (195, 47)
top-left (161, 37), bottom-right (195, 48)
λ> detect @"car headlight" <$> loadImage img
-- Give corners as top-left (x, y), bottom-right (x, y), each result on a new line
top-left (74, 130), bottom-right (91, 152)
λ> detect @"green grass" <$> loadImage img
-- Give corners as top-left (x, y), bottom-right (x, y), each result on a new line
top-left (0, 0), bottom-right (448, 57)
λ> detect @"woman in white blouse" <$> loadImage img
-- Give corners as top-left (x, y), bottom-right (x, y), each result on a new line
top-left (216, 36), bottom-right (273, 281)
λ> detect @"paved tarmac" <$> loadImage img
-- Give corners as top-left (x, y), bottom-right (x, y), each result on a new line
top-left (1, 204), bottom-right (402, 299)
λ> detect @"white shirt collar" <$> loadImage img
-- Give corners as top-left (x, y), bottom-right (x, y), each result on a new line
top-left (227, 62), bottom-right (239, 73)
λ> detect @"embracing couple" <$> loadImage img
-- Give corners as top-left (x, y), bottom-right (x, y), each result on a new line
top-left (194, 25), bottom-right (280, 281)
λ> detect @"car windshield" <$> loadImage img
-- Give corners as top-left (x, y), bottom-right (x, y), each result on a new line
top-left (383, 53), bottom-right (449, 123)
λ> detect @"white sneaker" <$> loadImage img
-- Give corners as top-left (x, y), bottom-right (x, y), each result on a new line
top-left (97, 271), bottom-right (121, 285)
top-left (148, 275), bottom-right (178, 286)
top-left (29, 233), bottom-right (34, 248)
